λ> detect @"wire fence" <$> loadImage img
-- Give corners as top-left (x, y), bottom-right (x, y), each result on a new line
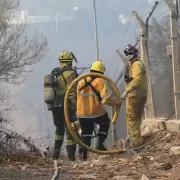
top-left (147, 17), bottom-right (174, 119)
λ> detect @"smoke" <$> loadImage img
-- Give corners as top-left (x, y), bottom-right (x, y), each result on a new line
top-left (118, 14), bottom-right (131, 24)
top-left (73, 6), bottom-right (79, 11)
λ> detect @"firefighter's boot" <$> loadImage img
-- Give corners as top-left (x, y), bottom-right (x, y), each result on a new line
top-left (79, 146), bottom-right (83, 156)
top-left (79, 147), bottom-right (87, 161)
top-left (66, 144), bottom-right (76, 161)
top-left (52, 140), bottom-right (63, 160)
top-left (96, 139), bottom-right (107, 151)
top-left (82, 149), bottom-right (88, 160)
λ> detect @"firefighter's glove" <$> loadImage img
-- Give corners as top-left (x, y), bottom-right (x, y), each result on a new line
top-left (115, 100), bottom-right (121, 107)
top-left (47, 104), bottom-right (53, 111)
top-left (121, 91), bottom-right (128, 100)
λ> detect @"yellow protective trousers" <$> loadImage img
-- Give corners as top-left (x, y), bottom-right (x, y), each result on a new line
top-left (126, 96), bottom-right (147, 144)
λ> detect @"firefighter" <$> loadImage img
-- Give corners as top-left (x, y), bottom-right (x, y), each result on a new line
top-left (76, 60), bottom-right (121, 160)
top-left (51, 50), bottom-right (78, 161)
top-left (121, 44), bottom-right (147, 147)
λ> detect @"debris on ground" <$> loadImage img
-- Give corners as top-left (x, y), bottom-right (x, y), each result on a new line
top-left (168, 164), bottom-right (180, 180)
top-left (0, 130), bottom-right (180, 179)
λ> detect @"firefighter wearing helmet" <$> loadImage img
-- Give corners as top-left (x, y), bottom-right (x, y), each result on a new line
top-left (122, 44), bottom-right (147, 148)
top-left (44, 50), bottom-right (78, 161)
top-left (76, 60), bottom-right (121, 160)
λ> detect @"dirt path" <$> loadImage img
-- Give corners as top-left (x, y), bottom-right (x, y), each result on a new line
top-left (0, 131), bottom-right (180, 180)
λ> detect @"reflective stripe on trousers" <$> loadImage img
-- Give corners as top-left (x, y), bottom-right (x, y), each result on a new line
top-left (98, 132), bottom-right (108, 135)
top-left (66, 139), bottom-right (76, 145)
top-left (54, 134), bottom-right (64, 140)
top-left (81, 134), bottom-right (93, 137)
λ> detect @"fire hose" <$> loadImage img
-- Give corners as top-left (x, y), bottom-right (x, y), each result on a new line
top-left (64, 72), bottom-right (126, 155)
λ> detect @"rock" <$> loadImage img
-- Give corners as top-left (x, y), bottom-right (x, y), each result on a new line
top-left (149, 157), bottom-right (154, 161)
top-left (21, 165), bottom-right (30, 170)
top-left (168, 164), bottom-right (180, 180)
top-left (166, 133), bottom-right (171, 138)
top-left (163, 163), bottom-right (173, 170)
top-left (97, 155), bottom-right (112, 161)
top-left (82, 161), bottom-right (90, 166)
top-left (141, 174), bottom-right (149, 180)
top-left (112, 176), bottom-right (122, 180)
top-left (113, 139), bottom-right (125, 149)
top-left (112, 176), bottom-right (132, 180)
top-left (73, 164), bottom-right (78, 168)
top-left (91, 160), bottom-right (104, 166)
top-left (78, 174), bottom-right (97, 179)
top-left (107, 165), bottom-right (114, 169)
top-left (169, 146), bottom-right (180, 155)
top-left (118, 158), bottom-right (129, 163)
top-left (154, 162), bottom-right (172, 170)
top-left (133, 155), bottom-right (143, 161)
top-left (141, 126), bottom-right (152, 137)
top-left (154, 162), bottom-right (165, 169)
top-left (164, 144), bottom-right (171, 149)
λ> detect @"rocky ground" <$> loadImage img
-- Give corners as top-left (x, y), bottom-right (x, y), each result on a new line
top-left (1, 130), bottom-right (180, 180)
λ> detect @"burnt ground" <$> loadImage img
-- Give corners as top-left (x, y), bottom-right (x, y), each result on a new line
top-left (0, 130), bottom-right (180, 180)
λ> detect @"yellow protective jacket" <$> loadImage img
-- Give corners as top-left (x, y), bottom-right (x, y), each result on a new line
top-left (55, 63), bottom-right (77, 108)
top-left (76, 77), bottom-right (112, 118)
top-left (126, 59), bottom-right (147, 98)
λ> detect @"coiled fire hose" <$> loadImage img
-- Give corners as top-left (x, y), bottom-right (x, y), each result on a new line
top-left (64, 72), bottom-right (126, 155)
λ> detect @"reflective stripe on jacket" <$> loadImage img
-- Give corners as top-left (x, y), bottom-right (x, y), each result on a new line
top-left (126, 59), bottom-right (147, 98)
top-left (76, 77), bottom-right (111, 118)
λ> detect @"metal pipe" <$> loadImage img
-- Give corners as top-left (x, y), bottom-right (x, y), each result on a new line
top-left (93, 0), bottom-right (99, 60)
top-left (55, 12), bottom-right (58, 32)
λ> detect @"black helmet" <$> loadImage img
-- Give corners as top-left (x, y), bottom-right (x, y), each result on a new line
top-left (123, 44), bottom-right (138, 61)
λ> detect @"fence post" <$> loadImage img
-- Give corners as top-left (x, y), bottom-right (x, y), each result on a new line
top-left (131, 10), bottom-right (155, 119)
top-left (165, 0), bottom-right (180, 120)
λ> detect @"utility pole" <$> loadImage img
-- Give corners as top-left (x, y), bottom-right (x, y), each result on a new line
top-left (165, 0), bottom-right (180, 120)
top-left (55, 12), bottom-right (58, 32)
top-left (131, 2), bottom-right (158, 119)
top-left (92, 0), bottom-right (100, 149)
top-left (93, 0), bottom-right (99, 60)
top-left (111, 50), bottom-right (129, 143)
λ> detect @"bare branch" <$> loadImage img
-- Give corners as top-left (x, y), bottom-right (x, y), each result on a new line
top-left (0, 0), bottom-right (48, 119)
top-left (0, 0), bottom-right (48, 84)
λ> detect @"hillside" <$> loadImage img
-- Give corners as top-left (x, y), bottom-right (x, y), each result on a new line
top-left (1, 130), bottom-right (180, 180)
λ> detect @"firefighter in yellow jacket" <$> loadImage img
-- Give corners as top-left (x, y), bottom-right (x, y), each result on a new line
top-left (121, 44), bottom-right (147, 147)
top-left (51, 50), bottom-right (78, 161)
top-left (77, 60), bottom-right (121, 160)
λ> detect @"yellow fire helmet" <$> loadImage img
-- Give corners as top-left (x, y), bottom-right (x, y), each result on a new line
top-left (58, 50), bottom-right (77, 63)
top-left (90, 60), bottom-right (105, 73)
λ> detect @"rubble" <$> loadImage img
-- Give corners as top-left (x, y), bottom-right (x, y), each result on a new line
top-left (169, 146), bottom-right (180, 156)
top-left (78, 174), bottom-right (97, 179)
top-left (168, 164), bottom-right (180, 180)
top-left (0, 130), bottom-right (180, 179)
top-left (141, 174), bottom-right (149, 180)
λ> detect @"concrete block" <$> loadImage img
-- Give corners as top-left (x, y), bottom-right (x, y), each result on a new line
top-left (169, 146), bottom-right (180, 155)
top-left (142, 119), bottom-right (180, 132)
top-left (142, 119), bottom-right (166, 130)
top-left (165, 120), bottom-right (180, 132)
